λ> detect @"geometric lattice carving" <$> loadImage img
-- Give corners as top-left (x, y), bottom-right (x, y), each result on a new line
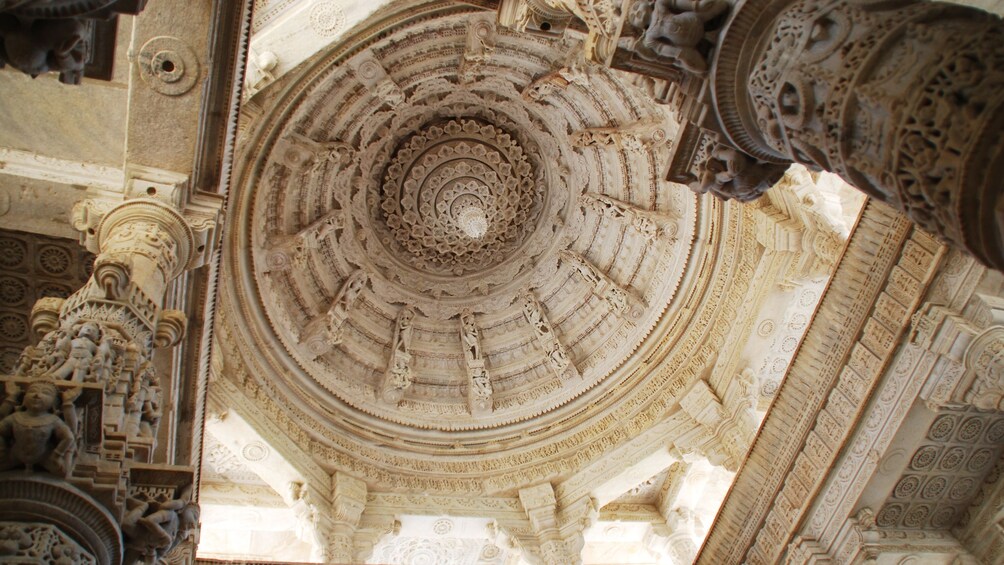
top-left (0, 229), bottom-right (93, 373)
top-left (877, 408), bottom-right (1004, 530)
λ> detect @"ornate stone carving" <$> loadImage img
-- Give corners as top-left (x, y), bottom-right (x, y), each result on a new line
top-left (0, 380), bottom-right (77, 477)
top-left (521, 290), bottom-right (578, 380)
top-left (579, 192), bottom-right (676, 242)
top-left (625, 0), bottom-right (729, 74)
top-left (381, 306), bottom-right (415, 405)
top-left (323, 473), bottom-right (367, 563)
top-left (0, 521), bottom-right (96, 564)
top-left (137, 36), bottom-right (200, 97)
top-left (461, 309), bottom-right (492, 417)
top-left (963, 326), bottom-right (1004, 410)
top-left (458, 15), bottom-right (495, 85)
top-left (712, 0), bottom-right (1004, 270)
top-left (691, 143), bottom-right (789, 203)
top-left (121, 483), bottom-right (199, 565)
top-left (349, 52), bottom-right (405, 107)
top-left (300, 270), bottom-right (367, 359)
top-left (571, 118), bottom-right (670, 154)
top-left (522, 61), bottom-right (589, 102)
top-left (560, 250), bottom-right (644, 320)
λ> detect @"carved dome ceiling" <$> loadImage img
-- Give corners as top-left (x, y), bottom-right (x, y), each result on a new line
top-left (220, 0), bottom-right (754, 493)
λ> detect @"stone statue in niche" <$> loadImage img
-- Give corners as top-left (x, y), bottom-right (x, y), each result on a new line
top-left (122, 484), bottom-right (200, 565)
top-left (628, 0), bottom-right (728, 73)
top-left (0, 16), bottom-right (87, 83)
top-left (0, 380), bottom-right (77, 477)
top-left (691, 144), bottom-right (788, 202)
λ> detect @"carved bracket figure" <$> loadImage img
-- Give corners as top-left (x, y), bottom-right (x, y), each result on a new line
top-left (301, 271), bottom-right (368, 359)
top-left (690, 143), bottom-right (789, 203)
top-left (626, 0), bottom-right (729, 74)
top-left (122, 483), bottom-right (199, 565)
top-left (522, 290), bottom-right (579, 379)
top-left (460, 309), bottom-right (493, 416)
top-left (381, 306), bottom-right (416, 405)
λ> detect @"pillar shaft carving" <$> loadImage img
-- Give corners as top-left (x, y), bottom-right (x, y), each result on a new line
top-left (2, 195), bottom-right (218, 565)
top-left (713, 0), bottom-right (1004, 270)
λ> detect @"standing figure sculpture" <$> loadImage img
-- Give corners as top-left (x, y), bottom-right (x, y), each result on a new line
top-left (631, 0), bottom-right (729, 73)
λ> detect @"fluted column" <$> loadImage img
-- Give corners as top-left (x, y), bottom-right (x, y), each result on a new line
top-left (1, 195), bottom-right (218, 565)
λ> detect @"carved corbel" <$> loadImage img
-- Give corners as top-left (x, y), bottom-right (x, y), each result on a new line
top-left (273, 133), bottom-right (355, 174)
top-left (518, 483), bottom-right (582, 565)
top-left (579, 192), bottom-right (678, 242)
top-left (559, 250), bottom-right (645, 320)
top-left (381, 306), bottom-right (416, 405)
top-left (460, 309), bottom-right (493, 416)
top-left (459, 15), bottom-right (496, 84)
top-left (349, 52), bottom-right (405, 107)
top-left (522, 53), bottom-right (589, 102)
top-left (676, 379), bottom-right (755, 471)
top-left (571, 119), bottom-right (671, 153)
top-left (538, 0), bottom-right (627, 64)
top-left (521, 290), bottom-right (579, 379)
top-left (300, 271), bottom-right (368, 359)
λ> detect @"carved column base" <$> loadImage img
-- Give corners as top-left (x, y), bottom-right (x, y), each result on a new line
top-left (0, 472), bottom-right (122, 565)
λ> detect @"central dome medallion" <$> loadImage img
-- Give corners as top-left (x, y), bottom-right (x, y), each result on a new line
top-left (376, 118), bottom-right (542, 275)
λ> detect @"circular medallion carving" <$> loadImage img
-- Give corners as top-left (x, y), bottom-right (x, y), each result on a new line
top-left (920, 476), bottom-right (948, 499)
top-left (930, 506), bottom-right (957, 528)
top-left (37, 246), bottom-right (71, 275)
top-left (309, 1), bottom-right (345, 36)
top-left (756, 319), bottom-right (775, 337)
top-left (911, 445), bottom-right (940, 470)
top-left (480, 544), bottom-right (501, 559)
top-left (138, 36), bottom-right (200, 96)
top-left (241, 441), bottom-right (270, 462)
top-left (0, 277), bottom-right (27, 306)
top-left (928, 414), bottom-right (957, 441)
top-left (939, 447), bottom-right (967, 470)
top-left (893, 475), bottom-right (921, 499)
top-left (902, 504), bottom-right (931, 528)
top-left (0, 239), bottom-right (26, 268)
top-left (376, 118), bottom-right (542, 276)
top-left (949, 477), bottom-right (977, 500)
top-left (987, 418), bottom-right (1004, 442)
top-left (957, 417), bottom-right (985, 442)
top-left (876, 503), bottom-right (904, 527)
top-left (967, 448), bottom-right (995, 473)
top-left (431, 518), bottom-right (453, 535)
top-left (0, 314), bottom-right (28, 341)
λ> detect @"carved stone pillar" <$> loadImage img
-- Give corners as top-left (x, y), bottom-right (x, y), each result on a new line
top-left (713, 0), bottom-right (1004, 270)
top-left (2, 195), bottom-right (217, 565)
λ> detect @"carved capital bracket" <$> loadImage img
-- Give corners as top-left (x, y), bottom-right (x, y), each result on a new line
top-left (319, 472), bottom-right (368, 563)
top-left (571, 118), bottom-right (671, 153)
top-left (518, 483), bottom-right (593, 565)
top-left (676, 378), bottom-right (755, 471)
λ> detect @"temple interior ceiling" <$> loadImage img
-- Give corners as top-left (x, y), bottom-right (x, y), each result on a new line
top-left (206, 0), bottom-right (862, 561)
top-left (14, 0), bottom-right (1004, 562)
